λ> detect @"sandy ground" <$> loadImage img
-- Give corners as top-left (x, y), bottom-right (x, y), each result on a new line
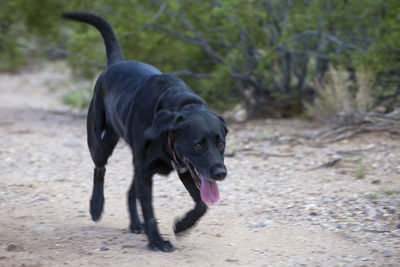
top-left (0, 62), bottom-right (399, 266)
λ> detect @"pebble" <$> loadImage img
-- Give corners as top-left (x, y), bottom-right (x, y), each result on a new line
top-left (34, 226), bottom-right (54, 232)
top-left (363, 205), bottom-right (377, 218)
top-left (391, 229), bottom-right (400, 237)
top-left (361, 256), bottom-right (375, 261)
top-left (6, 243), bottom-right (22, 252)
top-left (249, 222), bottom-right (266, 228)
top-left (2, 80), bottom-right (400, 266)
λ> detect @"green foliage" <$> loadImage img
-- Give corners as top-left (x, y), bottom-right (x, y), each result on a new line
top-left (0, 0), bottom-right (399, 114)
top-left (382, 190), bottom-right (400, 196)
top-left (63, 88), bottom-right (92, 109)
top-left (365, 193), bottom-right (379, 199)
top-left (354, 156), bottom-right (367, 179)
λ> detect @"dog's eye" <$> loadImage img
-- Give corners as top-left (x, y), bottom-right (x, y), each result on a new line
top-left (218, 141), bottom-right (225, 150)
top-left (194, 143), bottom-right (202, 151)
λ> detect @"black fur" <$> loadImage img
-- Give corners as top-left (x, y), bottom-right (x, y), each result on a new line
top-left (62, 12), bottom-right (228, 252)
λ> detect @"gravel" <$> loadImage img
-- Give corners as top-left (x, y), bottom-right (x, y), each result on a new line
top-left (0, 63), bottom-right (399, 266)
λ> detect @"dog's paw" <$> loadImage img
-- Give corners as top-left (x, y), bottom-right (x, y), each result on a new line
top-left (130, 223), bottom-right (145, 234)
top-left (148, 239), bottom-right (174, 252)
top-left (173, 217), bottom-right (197, 235)
top-left (90, 196), bottom-right (104, 222)
top-left (173, 218), bottom-right (187, 235)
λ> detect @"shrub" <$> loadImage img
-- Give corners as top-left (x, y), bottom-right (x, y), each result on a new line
top-left (306, 67), bottom-right (374, 122)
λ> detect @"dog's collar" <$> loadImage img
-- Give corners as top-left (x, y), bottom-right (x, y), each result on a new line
top-left (168, 131), bottom-right (188, 174)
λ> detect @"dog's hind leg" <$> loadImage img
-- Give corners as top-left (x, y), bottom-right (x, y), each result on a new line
top-left (90, 166), bottom-right (106, 222)
top-left (174, 171), bottom-right (207, 234)
top-left (87, 93), bottom-right (119, 222)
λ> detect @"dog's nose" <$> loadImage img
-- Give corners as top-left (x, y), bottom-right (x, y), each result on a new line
top-left (212, 167), bottom-right (227, 181)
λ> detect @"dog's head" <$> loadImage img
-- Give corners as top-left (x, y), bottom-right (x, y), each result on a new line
top-left (144, 108), bottom-right (228, 204)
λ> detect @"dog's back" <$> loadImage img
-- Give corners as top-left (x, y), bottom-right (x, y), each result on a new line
top-left (99, 61), bottom-right (162, 136)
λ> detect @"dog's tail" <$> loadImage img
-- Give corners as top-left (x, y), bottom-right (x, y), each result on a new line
top-left (62, 12), bottom-right (124, 66)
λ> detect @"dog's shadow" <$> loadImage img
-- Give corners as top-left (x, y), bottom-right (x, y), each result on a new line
top-left (72, 222), bottom-right (188, 252)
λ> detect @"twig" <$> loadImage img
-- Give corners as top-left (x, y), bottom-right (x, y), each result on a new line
top-left (120, 2), bottom-right (167, 38)
top-left (167, 70), bottom-right (212, 79)
top-left (318, 158), bottom-right (341, 168)
top-left (313, 112), bottom-right (400, 143)
top-left (43, 47), bottom-right (106, 67)
top-left (263, 153), bottom-right (296, 158)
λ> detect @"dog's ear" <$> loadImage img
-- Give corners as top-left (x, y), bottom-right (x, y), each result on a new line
top-left (217, 115), bottom-right (229, 135)
top-left (144, 110), bottom-right (184, 140)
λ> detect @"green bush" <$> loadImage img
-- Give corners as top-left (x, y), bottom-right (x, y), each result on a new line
top-left (63, 88), bottom-right (92, 109)
top-left (1, 0), bottom-right (399, 116)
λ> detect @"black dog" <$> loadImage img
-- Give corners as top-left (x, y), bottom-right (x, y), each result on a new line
top-left (62, 12), bottom-right (228, 252)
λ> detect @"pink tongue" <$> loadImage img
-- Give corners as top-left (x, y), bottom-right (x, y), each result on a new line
top-left (200, 176), bottom-right (220, 204)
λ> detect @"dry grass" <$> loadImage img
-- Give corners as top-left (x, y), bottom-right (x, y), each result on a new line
top-left (306, 67), bottom-right (374, 123)
top-left (355, 69), bottom-right (374, 113)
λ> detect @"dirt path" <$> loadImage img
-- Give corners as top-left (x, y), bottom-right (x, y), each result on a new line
top-left (0, 63), bottom-right (399, 266)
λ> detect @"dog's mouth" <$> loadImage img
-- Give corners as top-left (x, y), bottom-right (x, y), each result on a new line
top-left (183, 158), bottom-right (220, 204)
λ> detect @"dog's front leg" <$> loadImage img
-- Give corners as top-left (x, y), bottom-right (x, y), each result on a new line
top-left (174, 171), bottom-right (207, 234)
top-left (127, 177), bottom-right (145, 234)
top-left (135, 166), bottom-right (174, 252)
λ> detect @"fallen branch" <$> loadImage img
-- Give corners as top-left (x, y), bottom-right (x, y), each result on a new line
top-left (313, 111), bottom-right (400, 143)
top-left (318, 158), bottom-right (341, 168)
top-left (307, 158), bottom-right (342, 171)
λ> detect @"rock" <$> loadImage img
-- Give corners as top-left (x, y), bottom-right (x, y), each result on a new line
top-left (391, 229), bottom-right (400, 237)
top-left (248, 222), bottom-right (266, 228)
top-left (100, 247), bottom-right (109, 251)
top-left (34, 226), bottom-right (54, 232)
top-left (225, 149), bottom-right (236, 157)
top-left (363, 205), bottom-right (377, 218)
top-left (121, 245), bottom-right (136, 249)
top-left (223, 105), bottom-right (247, 122)
top-left (361, 256), bottom-right (375, 261)
top-left (6, 243), bottom-right (22, 252)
